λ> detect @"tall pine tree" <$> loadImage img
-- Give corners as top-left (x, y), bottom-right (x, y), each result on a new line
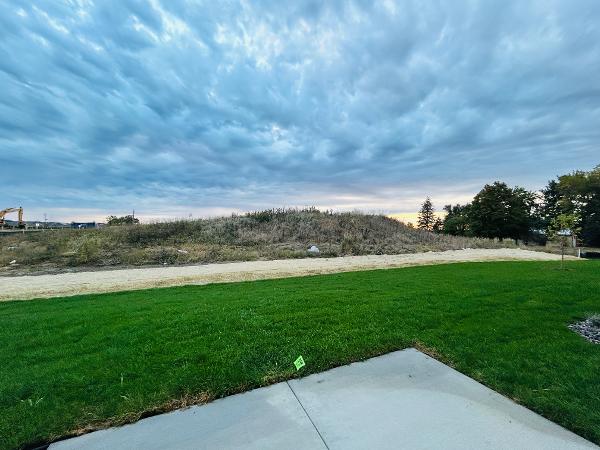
top-left (417, 197), bottom-right (435, 231)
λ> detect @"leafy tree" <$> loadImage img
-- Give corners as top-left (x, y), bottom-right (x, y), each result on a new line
top-left (582, 187), bottom-right (600, 247)
top-left (540, 165), bottom-right (600, 247)
top-left (554, 166), bottom-right (600, 247)
top-left (442, 204), bottom-right (471, 236)
top-left (510, 187), bottom-right (540, 242)
top-left (540, 179), bottom-right (562, 230)
top-left (106, 215), bottom-right (140, 226)
top-left (468, 182), bottom-right (536, 241)
top-left (548, 213), bottom-right (580, 269)
top-left (417, 197), bottom-right (435, 231)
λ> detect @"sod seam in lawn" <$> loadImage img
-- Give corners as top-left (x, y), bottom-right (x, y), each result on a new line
top-left (1, 260), bottom-right (599, 449)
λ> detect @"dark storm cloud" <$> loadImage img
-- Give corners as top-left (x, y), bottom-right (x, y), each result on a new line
top-left (1, 0), bottom-right (600, 220)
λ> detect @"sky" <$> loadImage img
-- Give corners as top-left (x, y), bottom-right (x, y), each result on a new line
top-left (1, 1), bottom-right (599, 223)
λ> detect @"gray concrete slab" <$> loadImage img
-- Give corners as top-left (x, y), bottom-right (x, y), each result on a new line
top-left (50, 348), bottom-right (598, 450)
top-left (288, 348), bottom-right (597, 450)
top-left (50, 383), bottom-right (326, 450)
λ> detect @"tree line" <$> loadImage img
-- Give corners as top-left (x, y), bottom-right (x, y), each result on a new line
top-left (106, 214), bottom-right (139, 226)
top-left (417, 164), bottom-right (600, 247)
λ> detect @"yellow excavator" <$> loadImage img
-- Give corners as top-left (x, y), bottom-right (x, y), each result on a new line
top-left (0, 207), bottom-right (25, 228)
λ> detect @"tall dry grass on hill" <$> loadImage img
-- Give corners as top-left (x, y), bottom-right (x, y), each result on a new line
top-left (0, 208), bottom-right (512, 274)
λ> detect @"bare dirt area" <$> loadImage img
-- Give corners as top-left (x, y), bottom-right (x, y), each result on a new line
top-left (0, 248), bottom-right (576, 302)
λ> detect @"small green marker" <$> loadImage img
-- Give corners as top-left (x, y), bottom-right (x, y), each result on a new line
top-left (294, 355), bottom-right (306, 371)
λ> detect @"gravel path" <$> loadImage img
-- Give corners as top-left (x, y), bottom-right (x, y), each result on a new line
top-left (0, 248), bottom-right (575, 302)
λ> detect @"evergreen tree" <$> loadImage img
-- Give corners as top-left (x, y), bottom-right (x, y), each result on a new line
top-left (417, 197), bottom-right (435, 231)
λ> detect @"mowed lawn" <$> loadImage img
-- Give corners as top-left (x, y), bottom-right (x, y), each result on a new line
top-left (1, 261), bottom-right (600, 449)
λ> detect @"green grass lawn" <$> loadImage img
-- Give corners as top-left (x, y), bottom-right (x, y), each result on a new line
top-left (1, 261), bottom-right (599, 449)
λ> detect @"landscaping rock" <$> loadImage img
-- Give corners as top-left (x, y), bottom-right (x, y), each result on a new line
top-left (307, 245), bottom-right (320, 255)
top-left (568, 315), bottom-right (600, 344)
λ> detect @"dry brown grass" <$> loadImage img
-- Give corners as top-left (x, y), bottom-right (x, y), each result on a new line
top-left (51, 390), bottom-right (214, 446)
top-left (0, 208), bottom-right (514, 274)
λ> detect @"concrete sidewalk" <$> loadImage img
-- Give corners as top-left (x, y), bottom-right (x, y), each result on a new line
top-left (51, 349), bottom-right (597, 450)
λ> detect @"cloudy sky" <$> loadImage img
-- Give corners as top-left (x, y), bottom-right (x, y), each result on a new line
top-left (1, 0), bottom-right (599, 222)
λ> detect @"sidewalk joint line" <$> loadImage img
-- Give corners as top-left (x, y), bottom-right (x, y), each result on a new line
top-left (286, 381), bottom-right (330, 450)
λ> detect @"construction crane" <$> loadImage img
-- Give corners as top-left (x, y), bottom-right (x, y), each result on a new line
top-left (0, 207), bottom-right (24, 228)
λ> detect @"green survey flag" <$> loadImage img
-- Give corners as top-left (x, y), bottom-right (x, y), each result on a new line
top-left (294, 355), bottom-right (306, 371)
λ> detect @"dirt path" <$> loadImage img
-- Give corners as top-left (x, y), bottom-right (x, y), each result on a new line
top-left (0, 248), bottom-right (575, 302)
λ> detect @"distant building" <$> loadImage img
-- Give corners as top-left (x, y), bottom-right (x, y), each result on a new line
top-left (1, 220), bottom-right (69, 229)
top-left (556, 229), bottom-right (577, 247)
top-left (70, 222), bottom-right (97, 229)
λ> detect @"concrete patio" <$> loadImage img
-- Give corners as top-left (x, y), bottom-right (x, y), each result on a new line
top-left (51, 348), bottom-right (597, 450)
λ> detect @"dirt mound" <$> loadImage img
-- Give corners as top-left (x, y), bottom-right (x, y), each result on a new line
top-left (1, 209), bottom-right (514, 275)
